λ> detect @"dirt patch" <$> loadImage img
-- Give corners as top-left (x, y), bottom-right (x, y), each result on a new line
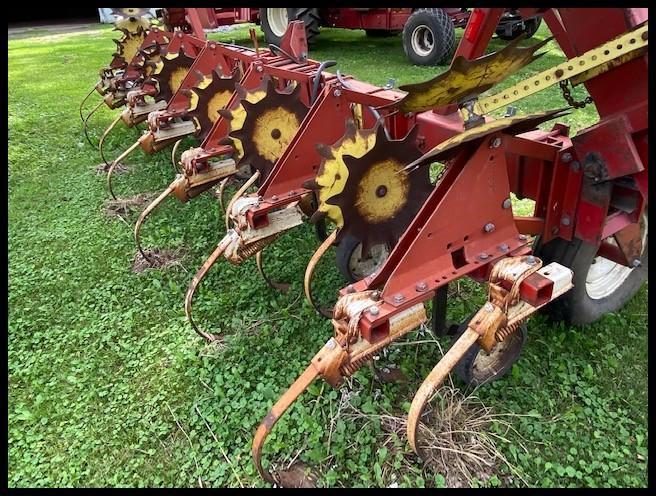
top-left (103, 192), bottom-right (157, 219)
top-left (132, 247), bottom-right (187, 273)
top-left (275, 462), bottom-right (319, 488)
top-left (95, 161), bottom-right (131, 175)
top-left (374, 364), bottom-right (408, 384)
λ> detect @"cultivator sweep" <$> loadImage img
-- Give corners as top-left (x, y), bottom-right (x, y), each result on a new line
top-left (87, 8), bottom-right (647, 487)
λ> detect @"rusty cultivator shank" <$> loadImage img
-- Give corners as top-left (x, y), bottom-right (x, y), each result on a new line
top-left (86, 8), bottom-right (647, 486)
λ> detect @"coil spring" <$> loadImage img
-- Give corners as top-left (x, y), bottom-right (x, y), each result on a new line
top-left (340, 344), bottom-right (383, 377)
top-left (495, 319), bottom-right (525, 342)
top-left (236, 233), bottom-right (280, 259)
top-left (340, 355), bottom-right (369, 377)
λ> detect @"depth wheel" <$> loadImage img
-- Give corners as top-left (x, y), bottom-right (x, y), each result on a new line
top-left (452, 316), bottom-right (527, 387)
top-left (336, 233), bottom-right (390, 282)
top-left (535, 211), bottom-right (648, 325)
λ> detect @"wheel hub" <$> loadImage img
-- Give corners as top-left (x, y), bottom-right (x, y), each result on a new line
top-left (348, 242), bottom-right (390, 280)
top-left (411, 25), bottom-right (434, 57)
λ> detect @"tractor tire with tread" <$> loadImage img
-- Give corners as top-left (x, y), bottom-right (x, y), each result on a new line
top-left (294, 8), bottom-right (321, 45)
top-left (259, 8), bottom-right (321, 46)
top-left (259, 8), bottom-right (297, 46)
top-left (402, 8), bottom-right (456, 66)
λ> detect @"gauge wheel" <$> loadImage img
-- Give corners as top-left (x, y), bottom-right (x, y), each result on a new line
top-left (452, 315), bottom-right (527, 387)
top-left (336, 232), bottom-right (391, 282)
top-left (535, 211), bottom-right (648, 325)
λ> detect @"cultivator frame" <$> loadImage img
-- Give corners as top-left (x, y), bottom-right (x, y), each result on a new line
top-left (85, 7), bottom-right (647, 487)
top-left (244, 8), bottom-right (647, 484)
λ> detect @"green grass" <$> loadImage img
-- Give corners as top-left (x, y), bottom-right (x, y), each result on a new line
top-left (8, 22), bottom-right (647, 488)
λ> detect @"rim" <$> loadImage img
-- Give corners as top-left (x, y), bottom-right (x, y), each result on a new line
top-left (267, 8), bottom-right (289, 38)
top-left (471, 330), bottom-right (524, 384)
top-left (348, 243), bottom-right (390, 280)
top-left (585, 212), bottom-right (648, 300)
top-left (410, 25), bottom-right (434, 57)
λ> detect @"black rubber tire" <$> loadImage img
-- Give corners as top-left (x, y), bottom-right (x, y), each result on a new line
top-left (293, 8), bottom-right (321, 45)
top-left (534, 216), bottom-right (648, 326)
top-left (402, 8), bottom-right (456, 66)
top-left (259, 8), bottom-right (298, 47)
top-left (335, 233), bottom-right (390, 283)
top-left (365, 29), bottom-right (401, 37)
top-left (336, 234), bottom-right (364, 283)
top-left (496, 16), bottom-right (542, 41)
top-left (452, 316), bottom-right (527, 387)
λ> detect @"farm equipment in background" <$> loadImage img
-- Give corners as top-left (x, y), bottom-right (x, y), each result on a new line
top-left (258, 8), bottom-right (542, 65)
top-left (156, 7), bottom-right (543, 66)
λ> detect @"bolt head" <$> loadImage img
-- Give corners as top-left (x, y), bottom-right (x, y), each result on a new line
top-left (526, 255), bottom-right (537, 265)
top-left (561, 152), bottom-right (572, 163)
top-left (369, 305), bottom-right (380, 316)
top-left (502, 198), bottom-right (512, 209)
top-left (484, 302), bottom-right (494, 312)
top-left (632, 259), bottom-right (642, 268)
top-left (256, 65), bottom-right (263, 72)
top-left (499, 243), bottom-right (509, 252)
top-left (561, 216), bottom-right (571, 226)
top-left (326, 338), bottom-right (336, 349)
top-left (333, 89), bottom-right (342, 97)
top-left (209, 43), bottom-right (216, 49)
top-left (518, 234), bottom-right (528, 241)
top-left (490, 137), bottom-right (502, 148)
top-left (484, 223), bottom-right (496, 233)
top-left (271, 195), bottom-right (278, 201)
top-left (479, 253), bottom-right (489, 260)
top-left (393, 293), bottom-right (405, 303)
top-left (415, 282), bottom-right (428, 292)
top-left (371, 290), bottom-right (381, 301)
top-left (346, 284), bottom-right (355, 294)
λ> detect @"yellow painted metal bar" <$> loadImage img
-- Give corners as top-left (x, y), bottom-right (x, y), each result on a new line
top-left (466, 22), bottom-right (648, 118)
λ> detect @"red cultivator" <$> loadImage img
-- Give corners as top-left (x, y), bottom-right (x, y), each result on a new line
top-left (86, 7), bottom-right (647, 487)
top-left (242, 9), bottom-right (647, 484)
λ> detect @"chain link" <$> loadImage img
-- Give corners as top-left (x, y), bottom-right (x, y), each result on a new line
top-left (559, 80), bottom-right (594, 109)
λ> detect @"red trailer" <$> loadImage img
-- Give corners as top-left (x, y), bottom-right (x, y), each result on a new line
top-left (161, 8), bottom-right (542, 66)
